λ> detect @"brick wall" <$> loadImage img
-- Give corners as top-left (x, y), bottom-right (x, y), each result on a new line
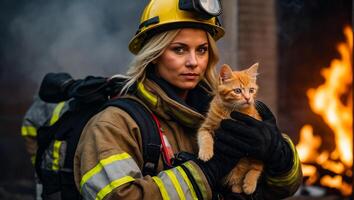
top-left (221, 0), bottom-right (278, 114)
top-left (238, 0), bottom-right (278, 113)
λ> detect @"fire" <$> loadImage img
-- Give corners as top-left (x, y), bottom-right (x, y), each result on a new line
top-left (296, 26), bottom-right (353, 196)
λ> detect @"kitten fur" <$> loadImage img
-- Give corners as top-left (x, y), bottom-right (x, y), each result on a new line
top-left (197, 63), bottom-right (263, 194)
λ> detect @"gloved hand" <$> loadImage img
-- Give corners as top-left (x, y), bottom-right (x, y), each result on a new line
top-left (219, 101), bottom-right (293, 175)
top-left (193, 127), bottom-right (244, 190)
top-left (255, 101), bottom-right (293, 175)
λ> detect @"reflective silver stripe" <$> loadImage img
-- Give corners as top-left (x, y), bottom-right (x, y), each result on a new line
top-left (175, 166), bottom-right (198, 200)
top-left (156, 167), bottom-right (197, 200)
top-left (183, 161), bottom-right (208, 200)
top-left (169, 167), bottom-right (196, 200)
top-left (152, 176), bottom-right (170, 200)
top-left (96, 176), bottom-right (135, 200)
top-left (41, 140), bottom-right (66, 171)
top-left (81, 154), bottom-right (142, 200)
top-left (157, 170), bottom-right (180, 200)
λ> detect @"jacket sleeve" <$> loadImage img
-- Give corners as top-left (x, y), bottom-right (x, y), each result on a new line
top-left (74, 107), bottom-right (212, 200)
top-left (21, 96), bottom-right (60, 163)
top-left (262, 134), bottom-right (303, 199)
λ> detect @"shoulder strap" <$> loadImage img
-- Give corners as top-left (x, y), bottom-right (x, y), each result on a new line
top-left (103, 98), bottom-right (162, 176)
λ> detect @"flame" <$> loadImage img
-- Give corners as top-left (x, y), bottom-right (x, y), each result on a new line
top-left (297, 125), bottom-right (321, 162)
top-left (296, 26), bottom-right (353, 195)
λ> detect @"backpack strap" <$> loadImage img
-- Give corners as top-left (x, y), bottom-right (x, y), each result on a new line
top-left (103, 98), bottom-right (162, 176)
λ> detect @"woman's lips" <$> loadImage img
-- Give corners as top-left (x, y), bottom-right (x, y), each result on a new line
top-left (180, 73), bottom-right (199, 80)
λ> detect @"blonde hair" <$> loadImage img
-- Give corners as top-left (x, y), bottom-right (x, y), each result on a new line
top-left (204, 32), bottom-right (220, 92)
top-left (119, 29), bottom-right (220, 94)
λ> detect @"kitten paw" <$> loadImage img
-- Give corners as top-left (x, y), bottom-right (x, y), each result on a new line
top-left (231, 184), bottom-right (242, 193)
top-left (242, 182), bottom-right (256, 195)
top-left (198, 149), bottom-right (214, 161)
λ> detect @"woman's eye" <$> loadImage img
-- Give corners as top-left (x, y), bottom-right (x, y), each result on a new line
top-left (234, 88), bottom-right (242, 94)
top-left (172, 47), bottom-right (185, 54)
top-left (249, 88), bottom-right (255, 93)
top-left (197, 46), bottom-right (208, 54)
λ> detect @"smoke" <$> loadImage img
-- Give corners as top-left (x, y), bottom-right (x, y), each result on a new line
top-left (276, 0), bottom-right (306, 45)
top-left (278, 0), bottom-right (305, 13)
top-left (6, 0), bottom-right (145, 82)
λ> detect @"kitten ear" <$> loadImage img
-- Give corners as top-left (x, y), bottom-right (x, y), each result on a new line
top-left (246, 62), bottom-right (259, 79)
top-left (220, 64), bottom-right (233, 83)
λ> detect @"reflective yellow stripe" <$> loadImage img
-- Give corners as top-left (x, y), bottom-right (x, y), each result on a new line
top-left (137, 82), bottom-right (158, 106)
top-left (80, 153), bottom-right (131, 189)
top-left (267, 135), bottom-right (301, 186)
top-left (31, 155), bottom-right (36, 165)
top-left (165, 170), bottom-right (186, 200)
top-left (50, 102), bottom-right (65, 125)
top-left (52, 140), bottom-right (62, 171)
top-left (95, 176), bottom-right (135, 200)
top-left (170, 108), bottom-right (195, 127)
top-left (176, 166), bottom-right (198, 200)
top-left (184, 161), bottom-right (208, 200)
top-left (21, 126), bottom-right (37, 137)
top-left (152, 176), bottom-right (170, 200)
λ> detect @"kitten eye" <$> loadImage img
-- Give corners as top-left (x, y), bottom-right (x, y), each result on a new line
top-left (234, 88), bottom-right (242, 94)
top-left (249, 88), bottom-right (256, 93)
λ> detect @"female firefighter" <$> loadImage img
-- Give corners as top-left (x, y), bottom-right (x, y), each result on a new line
top-left (74, 0), bottom-right (302, 199)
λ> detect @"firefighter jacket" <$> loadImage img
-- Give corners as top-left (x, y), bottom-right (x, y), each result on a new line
top-left (74, 74), bottom-right (302, 200)
top-left (21, 96), bottom-right (69, 165)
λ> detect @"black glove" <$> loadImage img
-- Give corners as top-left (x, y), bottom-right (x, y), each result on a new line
top-left (255, 101), bottom-right (293, 175)
top-left (193, 127), bottom-right (244, 190)
top-left (219, 101), bottom-right (293, 175)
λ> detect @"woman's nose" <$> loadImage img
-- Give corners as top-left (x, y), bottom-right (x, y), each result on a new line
top-left (186, 52), bottom-right (198, 68)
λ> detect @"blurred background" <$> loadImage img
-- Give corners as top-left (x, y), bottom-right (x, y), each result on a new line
top-left (0, 0), bottom-right (352, 199)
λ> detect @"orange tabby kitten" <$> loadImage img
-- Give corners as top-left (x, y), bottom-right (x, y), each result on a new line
top-left (197, 63), bottom-right (263, 194)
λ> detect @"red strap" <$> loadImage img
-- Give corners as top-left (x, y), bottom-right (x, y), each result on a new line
top-left (150, 113), bottom-right (174, 167)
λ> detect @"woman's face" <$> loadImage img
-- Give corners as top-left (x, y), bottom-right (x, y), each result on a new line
top-left (155, 28), bottom-right (209, 91)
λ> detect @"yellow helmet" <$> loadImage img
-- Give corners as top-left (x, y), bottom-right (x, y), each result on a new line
top-left (129, 0), bottom-right (225, 54)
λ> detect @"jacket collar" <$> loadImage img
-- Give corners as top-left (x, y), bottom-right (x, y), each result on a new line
top-left (136, 71), bottom-right (213, 128)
